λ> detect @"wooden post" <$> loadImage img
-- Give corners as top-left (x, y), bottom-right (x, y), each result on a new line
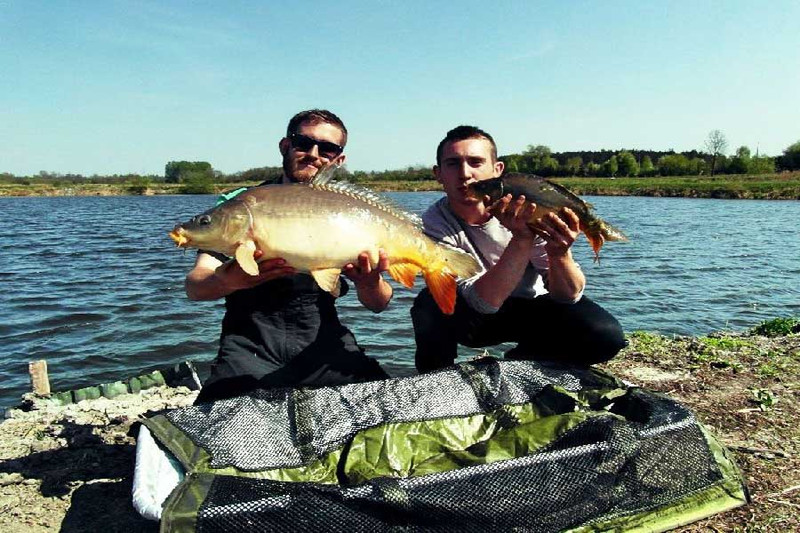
top-left (29, 360), bottom-right (51, 396)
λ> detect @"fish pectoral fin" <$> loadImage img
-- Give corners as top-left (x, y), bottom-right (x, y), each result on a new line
top-left (311, 268), bottom-right (342, 297)
top-left (234, 241), bottom-right (259, 276)
top-left (423, 268), bottom-right (458, 315)
top-left (388, 262), bottom-right (421, 289)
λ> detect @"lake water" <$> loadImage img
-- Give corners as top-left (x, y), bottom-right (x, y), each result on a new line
top-left (1, 193), bottom-right (799, 410)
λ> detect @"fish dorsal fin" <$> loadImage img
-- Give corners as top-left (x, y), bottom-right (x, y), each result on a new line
top-left (309, 179), bottom-right (423, 227)
top-left (310, 164), bottom-right (344, 186)
top-left (503, 172), bottom-right (590, 211)
top-left (310, 268), bottom-right (342, 297)
top-left (542, 176), bottom-right (591, 210)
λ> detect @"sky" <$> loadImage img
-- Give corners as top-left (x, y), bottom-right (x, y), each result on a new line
top-left (1, 1), bottom-right (799, 177)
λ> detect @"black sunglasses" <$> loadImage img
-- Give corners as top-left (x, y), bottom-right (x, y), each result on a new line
top-left (289, 133), bottom-right (344, 158)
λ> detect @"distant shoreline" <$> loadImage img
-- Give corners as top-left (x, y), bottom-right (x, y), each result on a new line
top-left (1, 173), bottom-right (799, 200)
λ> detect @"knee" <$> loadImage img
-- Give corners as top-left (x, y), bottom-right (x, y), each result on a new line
top-left (587, 324), bottom-right (628, 364)
top-left (411, 289), bottom-right (444, 329)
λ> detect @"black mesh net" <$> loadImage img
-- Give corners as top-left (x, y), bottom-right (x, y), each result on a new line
top-left (148, 358), bottom-right (746, 531)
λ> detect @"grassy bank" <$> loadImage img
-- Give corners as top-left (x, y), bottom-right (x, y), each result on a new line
top-left (2, 172), bottom-right (799, 199)
top-left (556, 172), bottom-right (800, 199)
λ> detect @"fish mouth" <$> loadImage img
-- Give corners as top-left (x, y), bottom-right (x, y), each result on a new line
top-left (169, 228), bottom-right (189, 247)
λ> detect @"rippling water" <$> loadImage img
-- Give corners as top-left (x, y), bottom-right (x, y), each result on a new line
top-left (1, 193), bottom-right (798, 409)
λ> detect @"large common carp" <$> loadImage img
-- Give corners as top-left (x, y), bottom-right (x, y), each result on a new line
top-left (467, 172), bottom-right (628, 261)
top-left (169, 170), bottom-right (480, 315)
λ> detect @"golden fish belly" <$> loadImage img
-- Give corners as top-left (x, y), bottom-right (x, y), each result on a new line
top-left (251, 211), bottom-right (400, 271)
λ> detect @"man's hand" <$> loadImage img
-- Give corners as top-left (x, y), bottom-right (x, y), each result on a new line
top-left (343, 250), bottom-right (389, 286)
top-left (529, 208), bottom-right (581, 258)
top-left (216, 250), bottom-right (295, 292)
top-left (343, 249), bottom-right (392, 312)
top-left (487, 194), bottom-right (537, 241)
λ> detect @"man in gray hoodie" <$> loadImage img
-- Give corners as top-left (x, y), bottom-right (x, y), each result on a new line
top-left (411, 125), bottom-right (626, 372)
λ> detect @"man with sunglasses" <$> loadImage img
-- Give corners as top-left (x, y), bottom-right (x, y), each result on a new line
top-left (185, 109), bottom-right (391, 403)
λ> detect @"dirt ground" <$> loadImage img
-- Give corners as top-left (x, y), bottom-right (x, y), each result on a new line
top-left (1, 329), bottom-right (798, 532)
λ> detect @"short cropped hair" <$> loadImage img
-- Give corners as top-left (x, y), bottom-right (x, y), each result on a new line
top-left (436, 125), bottom-right (498, 165)
top-left (286, 109), bottom-right (348, 145)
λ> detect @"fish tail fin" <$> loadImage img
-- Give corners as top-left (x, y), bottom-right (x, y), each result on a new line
top-left (420, 245), bottom-right (480, 315)
top-left (386, 252), bottom-right (457, 314)
top-left (422, 267), bottom-right (458, 315)
top-left (387, 262), bottom-right (421, 288)
top-left (600, 221), bottom-right (628, 243)
top-left (438, 244), bottom-right (481, 279)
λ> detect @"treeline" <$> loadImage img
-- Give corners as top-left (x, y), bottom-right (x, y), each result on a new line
top-left (3, 138), bottom-right (799, 191)
top-left (0, 164), bottom-right (286, 194)
top-left (500, 145), bottom-right (790, 178)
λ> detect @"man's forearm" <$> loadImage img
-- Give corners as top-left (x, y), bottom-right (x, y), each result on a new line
top-left (185, 268), bottom-right (233, 301)
top-left (544, 251), bottom-right (585, 303)
top-left (473, 236), bottom-right (532, 309)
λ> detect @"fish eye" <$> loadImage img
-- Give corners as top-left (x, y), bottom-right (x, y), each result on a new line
top-left (198, 215), bottom-right (211, 226)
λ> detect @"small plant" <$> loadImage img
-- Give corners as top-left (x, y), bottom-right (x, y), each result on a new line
top-left (749, 388), bottom-right (778, 411)
top-left (750, 317), bottom-right (800, 337)
top-left (627, 331), bottom-right (665, 351)
top-left (699, 336), bottom-right (750, 350)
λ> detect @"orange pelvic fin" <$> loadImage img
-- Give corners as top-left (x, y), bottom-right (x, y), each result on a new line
top-left (584, 232), bottom-right (605, 263)
top-left (423, 268), bottom-right (458, 315)
top-left (388, 262), bottom-right (421, 289)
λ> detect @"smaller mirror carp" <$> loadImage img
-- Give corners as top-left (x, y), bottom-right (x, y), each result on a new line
top-left (467, 173), bottom-right (628, 261)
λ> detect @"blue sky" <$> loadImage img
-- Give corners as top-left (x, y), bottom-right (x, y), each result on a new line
top-left (2, 1), bottom-right (798, 176)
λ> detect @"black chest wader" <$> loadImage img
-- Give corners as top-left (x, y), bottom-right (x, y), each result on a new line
top-left (197, 273), bottom-right (386, 403)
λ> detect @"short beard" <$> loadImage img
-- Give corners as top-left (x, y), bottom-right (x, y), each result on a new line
top-left (282, 154), bottom-right (319, 183)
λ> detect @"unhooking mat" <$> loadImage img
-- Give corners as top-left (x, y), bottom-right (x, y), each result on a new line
top-left (139, 357), bottom-right (748, 532)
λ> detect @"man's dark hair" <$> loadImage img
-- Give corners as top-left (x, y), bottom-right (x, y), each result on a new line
top-left (436, 125), bottom-right (498, 165)
top-left (286, 109), bottom-right (348, 145)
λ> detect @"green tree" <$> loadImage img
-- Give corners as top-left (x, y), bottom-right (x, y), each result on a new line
top-left (523, 145), bottom-right (552, 159)
top-left (584, 162), bottom-right (601, 176)
top-left (616, 151), bottom-right (639, 177)
top-left (127, 176), bottom-right (151, 195)
top-left (639, 156), bottom-right (655, 177)
top-left (727, 146), bottom-right (751, 174)
top-left (165, 161), bottom-right (213, 183)
top-left (563, 156), bottom-right (582, 176)
top-left (778, 140), bottom-right (800, 171)
top-left (519, 145), bottom-right (555, 175)
top-left (658, 154), bottom-right (693, 176)
top-left (179, 171), bottom-right (215, 194)
top-left (600, 156), bottom-right (618, 177)
top-left (501, 154), bottom-right (524, 173)
top-left (537, 156), bottom-right (559, 176)
top-left (704, 130), bottom-right (728, 176)
top-left (690, 157), bottom-right (708, 175)
top-left (749, 155), bottom-right (776, 174)
top-left (236, 166), bottom-right (283, 183)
